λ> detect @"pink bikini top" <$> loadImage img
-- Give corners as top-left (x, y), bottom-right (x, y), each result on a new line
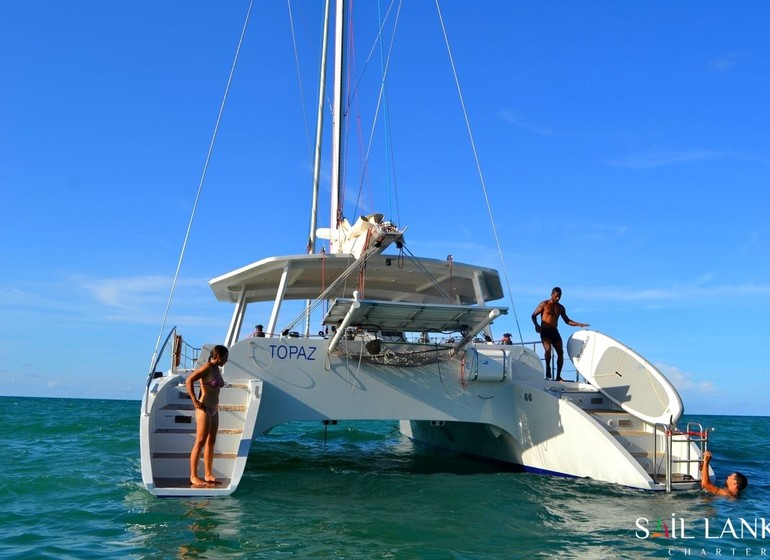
top-left (204, 368), bottom-right (225, 388)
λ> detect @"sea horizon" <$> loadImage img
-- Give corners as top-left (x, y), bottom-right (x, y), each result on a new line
top-left (2, 393), bottom-right (766, 419)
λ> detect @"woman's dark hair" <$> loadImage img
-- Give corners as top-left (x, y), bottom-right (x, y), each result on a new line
top-left (209, 345), bottom-right (229, 360)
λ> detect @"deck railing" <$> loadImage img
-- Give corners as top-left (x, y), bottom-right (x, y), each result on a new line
top-left (172, 334), bottom-right (201, 372)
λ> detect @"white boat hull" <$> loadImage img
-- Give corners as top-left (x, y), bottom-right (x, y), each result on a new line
top-left (402, 395), bottom-right (663, 490)
top-left (140, 335), bottom-right (707, 495)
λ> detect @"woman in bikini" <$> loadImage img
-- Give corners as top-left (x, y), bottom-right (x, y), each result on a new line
top-left (186, 344), bottom-right (228, 487)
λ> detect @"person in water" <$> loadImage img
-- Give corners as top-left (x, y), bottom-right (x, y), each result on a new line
top-left (700, 450), bottom-right (748, 498)
top-left (186, 344), bottom-right (229, 488)
top-left (531, 287), bottom-right (589, 381)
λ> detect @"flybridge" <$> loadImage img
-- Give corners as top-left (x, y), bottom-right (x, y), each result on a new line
top-left (209, 253), bottom-right (505, 306)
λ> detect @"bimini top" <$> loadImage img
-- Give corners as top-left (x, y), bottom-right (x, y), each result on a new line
top-left (209, 252), bottom-right (504, 306)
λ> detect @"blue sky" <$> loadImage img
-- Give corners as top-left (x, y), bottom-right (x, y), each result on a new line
top-left (1, 1), bottom-right (768, 416)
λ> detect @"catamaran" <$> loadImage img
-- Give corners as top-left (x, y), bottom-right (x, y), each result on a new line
top-left (140, 1), bottom-right (713, 497)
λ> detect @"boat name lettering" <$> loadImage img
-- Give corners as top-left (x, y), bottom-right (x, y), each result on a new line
top-left (268, 344), bottom-right (317, 360)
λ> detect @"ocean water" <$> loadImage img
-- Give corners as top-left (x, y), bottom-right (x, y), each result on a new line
top-left (1, 397), bottom-right (768, 559)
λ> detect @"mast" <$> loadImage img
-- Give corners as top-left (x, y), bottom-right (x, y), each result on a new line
top-left (304, 0), bottom-right (332, 337)
top-left (329, 0), bottom-right (346, 253)
top-left (307, 0), bottom-right (331, 256)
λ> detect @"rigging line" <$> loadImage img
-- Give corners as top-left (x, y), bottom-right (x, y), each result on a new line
top-left (381, 3), bottom-right (402, 228)
top-left (281, 243), bottom-right (382, 332)
top-left (400, 245), bottom-right (455, 302)
top-left (338, 0), bottom-right (354, 223)
top-left (377, 0), bottom-right (397, 223)
top-left (343, 1), bottom-right (399, 221)
top-left (354, 0), bottom-right (403, 218)
top-left (343, 0), bottom-right (398, 118)
top-left (287, 0), bottom-right (313, 158)
top-left (147, 0), bottom-right (254, 375)
top-left (434, 0), bottom-right (522, 342)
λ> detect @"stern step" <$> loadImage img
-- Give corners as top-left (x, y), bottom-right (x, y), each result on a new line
top-left (153, 477), bottom-right (233, 489)
top-left (141, 377), bottom-right (263, 497)
top-left (153, 452), bottom-right (238, 460)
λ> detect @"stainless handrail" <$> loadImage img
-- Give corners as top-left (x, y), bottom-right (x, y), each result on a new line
top-left (142, 327), bottom-right (203, 415)
top-left (146, 327), bottom-right (177, 390)
top-left (143, 327), bottom-right (177, 415)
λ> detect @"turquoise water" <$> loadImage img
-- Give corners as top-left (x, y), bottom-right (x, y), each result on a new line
top-left (1, 397), bottom-right (768, 559)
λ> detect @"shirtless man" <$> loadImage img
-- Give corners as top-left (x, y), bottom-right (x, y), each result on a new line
top-left (531, 287), bottom-right (589, 381)
top-left (700, 450), bottom-right (748, 498)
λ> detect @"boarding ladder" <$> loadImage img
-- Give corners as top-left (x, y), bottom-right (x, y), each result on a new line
top-left (654, 421), bottom-right (712, 492)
